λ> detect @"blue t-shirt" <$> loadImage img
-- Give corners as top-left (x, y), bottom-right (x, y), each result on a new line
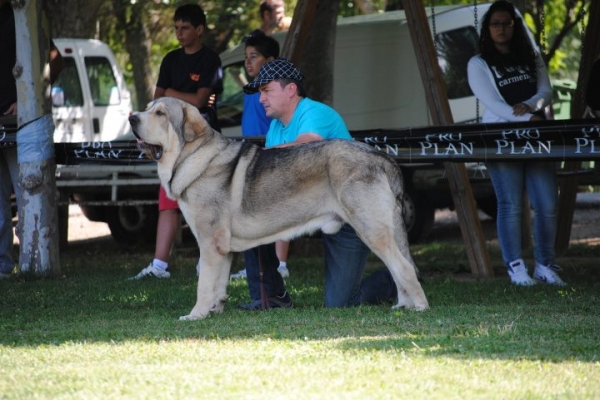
top-left (242, 93), bottom-right (272, 137)
top-left (265, 98), bottom-right (351, 147)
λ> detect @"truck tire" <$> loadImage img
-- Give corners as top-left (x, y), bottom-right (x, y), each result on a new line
top-left (106, 203), bottom-right (158, 247)
top-left (402, 187), bottom-right (435, 243)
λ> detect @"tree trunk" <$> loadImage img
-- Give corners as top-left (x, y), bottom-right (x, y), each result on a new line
top-left (44, 0), bottom-right (104, 38)
top-left (12, 0), bottom-right (60, 276)
top-left (300, 0), bottom-right (340, 104)
top-left (113, 0), bottom-right (154, 110)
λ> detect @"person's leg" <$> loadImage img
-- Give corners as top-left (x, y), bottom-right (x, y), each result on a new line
top-left (525, 162), bottom-right (565, 286)
top-left (487, 161), bottom-right (535, 285)
top-left (322, 224), bottom-right (370, 308)
top-left (525, 161), bottom-right (558, 266)
top-left (0, 150), bottom-right (15, 276)
top-left (128, 187), bottom-right (178, 279)
top-left (153, 208), bottom-right (181, 263)
top-left (487, 161), bottom-right (525, 264)
top-left (276, 240), bottom-right (290, 277)
top-left (241, 243), bottom-right (291, 310)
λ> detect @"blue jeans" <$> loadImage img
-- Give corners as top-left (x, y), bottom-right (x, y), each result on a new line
top-left (245, 224), bottom-right (395, 307)
top-left (245, 243), bottom-right (285, 301)
top-left (0, 147), bottom-right (19, 274)
top-left (486, 161), bottom-right (558, 266)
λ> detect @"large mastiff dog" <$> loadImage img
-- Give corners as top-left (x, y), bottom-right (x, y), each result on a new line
top-left (129, 97), bottom-right (429, 320)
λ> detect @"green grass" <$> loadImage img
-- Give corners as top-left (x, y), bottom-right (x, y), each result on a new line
top-left (1, 239), bottom-right (599, 399)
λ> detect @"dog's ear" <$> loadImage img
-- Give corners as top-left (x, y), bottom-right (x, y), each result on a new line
top-left (182, 104), bottom-right (210, 143)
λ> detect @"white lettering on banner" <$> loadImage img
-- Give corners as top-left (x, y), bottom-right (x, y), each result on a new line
top-left (363, 136), bottom-right (388, 145)
top-left (500, 129), bottom-right (541, 140)
top-left (419, 141), bottom-right (474, 156)
top-left (574, 138), bottom-right (600, 154)
top-left (425, 132), bottom-right (463, 142)
top-left (74, 149), bottom-right (124, 159)
top-left (495, 140), bottom-right (552, 154)
top-left (580, 125), bottom-right (600, 138)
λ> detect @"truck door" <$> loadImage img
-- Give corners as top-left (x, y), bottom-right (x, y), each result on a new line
top-left (52, 53), bottom-right (90, 142)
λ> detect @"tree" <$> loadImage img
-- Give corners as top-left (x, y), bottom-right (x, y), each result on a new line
top-left (13, 0), bottom-right (60, 276)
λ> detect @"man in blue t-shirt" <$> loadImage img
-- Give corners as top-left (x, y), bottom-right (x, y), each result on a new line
top-left (239, 58), bottom-right (397, 309)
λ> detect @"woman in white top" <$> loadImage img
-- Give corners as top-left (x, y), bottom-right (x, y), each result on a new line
top-left (467, 0), bottom-right (566, 286)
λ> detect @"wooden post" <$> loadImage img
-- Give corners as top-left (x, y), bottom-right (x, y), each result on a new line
top-left (556, 1), bottom-right (600, 253)
top-left (12, 0), bottom-right (60, 276)
top-left (403, 1), bottom-right (494, 278)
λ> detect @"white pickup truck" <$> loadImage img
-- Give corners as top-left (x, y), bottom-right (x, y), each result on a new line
top-left (51, 39), bottom-right (159, 246)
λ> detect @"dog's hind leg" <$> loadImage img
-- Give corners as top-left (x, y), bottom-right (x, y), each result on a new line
top-left (343, 189), bottom-right (429, 311)
top-left (180, 249), bottom-right (231, 321)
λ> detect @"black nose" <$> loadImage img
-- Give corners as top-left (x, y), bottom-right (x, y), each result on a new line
top-left (129, 114), bottom-right (139, 127)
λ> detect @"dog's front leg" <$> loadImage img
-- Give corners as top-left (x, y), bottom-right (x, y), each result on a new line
top-left (179, 250), bottom-right (230, 321)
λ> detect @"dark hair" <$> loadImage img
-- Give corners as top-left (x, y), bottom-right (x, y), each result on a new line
top-left (174, 3), bottom-right (207, 27)
top-left (259, 0), bottom-right (282, 17)
top-left (478, 0), bottom-right (537, 77)
top-left (243, 29), bottom-right (280, 59)
top-left (276, 78), bottom-right (307, 97)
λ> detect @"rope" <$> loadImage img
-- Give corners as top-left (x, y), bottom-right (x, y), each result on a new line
top-left (473, 0), bottom-right (480, 122)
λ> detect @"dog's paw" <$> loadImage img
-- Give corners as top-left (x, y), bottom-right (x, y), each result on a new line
top-left (178, 313), bottom-right (208, 321)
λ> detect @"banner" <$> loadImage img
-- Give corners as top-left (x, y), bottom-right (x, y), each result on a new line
top-left (2, 118), bottom-right (600, 165)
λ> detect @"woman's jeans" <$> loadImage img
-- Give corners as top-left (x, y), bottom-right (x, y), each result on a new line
top-left (486, 161), bottom-right (558, 266)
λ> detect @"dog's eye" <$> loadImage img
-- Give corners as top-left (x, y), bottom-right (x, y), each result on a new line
top-left (155, 110), bottom-right (164, 116)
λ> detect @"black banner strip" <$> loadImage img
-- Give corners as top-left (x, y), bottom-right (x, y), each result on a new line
top-left (1, 118), bottom-right (600, 165)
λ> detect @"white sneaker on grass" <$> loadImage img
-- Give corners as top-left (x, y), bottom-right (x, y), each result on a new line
top-left (230, 268), bottom-right (247, 280)
top-left (507, 259), bottom-right (536, 286)
top-left (127, 263), bottom-right (170, 280)
top-left (533, 263), bottom-right (567, 286)
top-left (277, 265), bottom-right (289, 278)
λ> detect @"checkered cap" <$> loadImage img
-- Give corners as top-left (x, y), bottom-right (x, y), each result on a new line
top-left (243, 58), bottom-right (304, 94)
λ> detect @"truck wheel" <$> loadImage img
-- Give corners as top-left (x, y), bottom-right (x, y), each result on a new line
top-left (106, 204), bottom-right (158, 247)
top-left (402, 187), bottom-right (435, 243)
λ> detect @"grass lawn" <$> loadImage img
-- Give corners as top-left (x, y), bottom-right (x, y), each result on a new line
top-left (1, 237), bottom-right (599, 399)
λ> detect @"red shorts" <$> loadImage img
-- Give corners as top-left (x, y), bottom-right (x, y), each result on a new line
top-left (158, 186), bottom-right (179, 211)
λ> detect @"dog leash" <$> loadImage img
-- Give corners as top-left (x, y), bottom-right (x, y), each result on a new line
top-left (258, 247), bottom-right (271, 310)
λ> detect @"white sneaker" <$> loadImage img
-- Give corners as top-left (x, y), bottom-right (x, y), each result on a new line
top-left (230, 268), bottom-right (247, 280)
top-left (277, 265), bottom-right (289, 278)
top-left (507, 259), bottom-right (536, 286)
top-left (533, 263), bottom-right (567, 286)
top-left (127, 263), bottom-right (171, 280)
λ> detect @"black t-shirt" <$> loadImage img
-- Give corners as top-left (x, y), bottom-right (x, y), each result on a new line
top-left (0, 2), bottom-right (16, 115)
top-left (156, 46), bottom-right (223, 131)
top-left (488, 64), bottom-right (537, 107)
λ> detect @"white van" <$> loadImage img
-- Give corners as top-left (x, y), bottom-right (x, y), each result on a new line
top-left (218, 4), bottom-right (492, 137)
top-left (51, 38), bottom-right (133, 143)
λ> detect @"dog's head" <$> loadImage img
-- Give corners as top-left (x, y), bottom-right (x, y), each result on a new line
top-left (128, 97), bottom-right (212, 161)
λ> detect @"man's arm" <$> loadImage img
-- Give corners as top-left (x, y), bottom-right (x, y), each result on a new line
top-left (275, 132), bottom-right (323, 148)
top-left (164, 87), bottom-right (212, 109)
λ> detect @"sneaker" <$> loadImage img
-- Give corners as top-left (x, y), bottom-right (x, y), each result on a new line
top-left (229, 268), bottom-right (247, 280)
top-left (127, 263), bottom-right (171, 280)
top-left (533, 263), bottom-right (567, 286)
top-left (238, 291), bottom-right (293, 311)
top-left (277, 265), bottom-right (289, 278)
top-left (507, 259), bottom-right (536, 286)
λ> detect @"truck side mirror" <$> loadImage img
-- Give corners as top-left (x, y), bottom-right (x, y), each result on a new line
top-left (51, 86), bottom-right (65, 107)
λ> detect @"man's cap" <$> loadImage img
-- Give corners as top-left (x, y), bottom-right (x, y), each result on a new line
top-left (243, 58), bottom-right (304, 94)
